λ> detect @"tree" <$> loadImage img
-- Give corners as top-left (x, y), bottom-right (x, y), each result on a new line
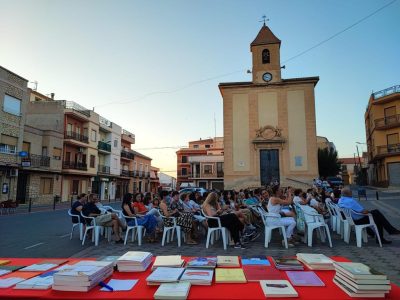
top-left (318, 148), bottom-right (341, 178)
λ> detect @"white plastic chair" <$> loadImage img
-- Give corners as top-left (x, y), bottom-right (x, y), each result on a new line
top-left (341, 208), bottom-right (382, 247)
top-left (300, 205), bottom-right (332, 248)
top-left (123, 213), bottom-right (145, 246)
top-left (202, 209), bottom-right (228, 250)
top-left (103, 205), bottom-right (123, 218)
top-left (324, 199), bottom-right (338, 232)
top-left (80, 212), bottom-right (111, 246)
top-left (68, 209), bottom-right (83, 240)
top-left (160, 211), bottom-right (183, 247)
top-left (331, 202), bottom-right (349, 239)
top-left (257, 207), bottom-right (288, 249)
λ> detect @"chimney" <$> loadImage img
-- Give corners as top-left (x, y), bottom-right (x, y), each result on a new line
top-left (50, 93), bottom-right (55, 100)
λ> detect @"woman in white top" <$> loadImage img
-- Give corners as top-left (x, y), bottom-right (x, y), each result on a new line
top-left (267, 186), bottom-right (297, 246)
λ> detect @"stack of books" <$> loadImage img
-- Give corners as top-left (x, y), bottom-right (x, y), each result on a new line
top-left (152, 255), bottom-right (185, 270)
top-left (52, 261), bottom-right (114, 292)
top-left (215, 268), bottom-right (247, 283)
top-left (146, 267), bottom-right (185, 285)
top-left (116, 251), bottom-right (153, 272)
top-left (296, 253), bottom-right (334, 270)
top-left (271, 257), bottom-right (304, 271)
top-left (333, 262), bottom-right (391, 298)
top-left (259, 280), bottom-right (298, 298)
top-left (186, 257), bottom-right (217, 269)
top-left (180, 269), bottom-right (214, 285)
top-left (154, 281), bottom-right (191, 300)
top-left (216, 256), bottom-right (240, 267)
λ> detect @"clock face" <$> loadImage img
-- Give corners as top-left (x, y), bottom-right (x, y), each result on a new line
top-left (262, 72), bottom-right (272, 82)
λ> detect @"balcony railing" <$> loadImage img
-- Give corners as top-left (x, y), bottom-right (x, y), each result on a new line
top-left (21, 154), bottom-right (51, 168)
top-left (145, 171), bottom-right (150, 178)
top-left (64, 131), bottom-right (89, 143)
top-left (190, 173), bottom-right (200, 178)
top-left (217, 171), bottom-right (224, 178)
top-left (98, 141), bottom-right (111, 152)
top-left (137, 171), bottom-right (144, 178)
top-left (98, 164), bottom-right (110, 174)
top-left (121, 150), bottom-right (134, 160)
top-left (121, 170), bottom-right (130, 177)
top-left (99, 116), bottom-right (112, 128)
top-left (129, 171), bottom-right (136, 177)
top-left (376, 144), bottom-right (400, 156)
top-left (63, 161), bottom-right (87, 170)
top-left (374, 114), bottom-right (400, 130)
top-left (61, 100), bottom-right (91, 117)
top-left (373, 85), bottom-right (400, 100)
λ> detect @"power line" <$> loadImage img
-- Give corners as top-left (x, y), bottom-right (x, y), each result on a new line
top-left (282, 0), bottom-right (398, 64)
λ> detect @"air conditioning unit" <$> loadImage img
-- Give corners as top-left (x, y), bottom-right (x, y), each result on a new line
top-left (78, 147), bottom-right (84, 153)
top-left (7, 169), bottom-right (18, 177)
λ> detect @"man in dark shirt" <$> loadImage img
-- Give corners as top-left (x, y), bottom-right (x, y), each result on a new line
top-left (82, 193), bottom-right (124, 243)
top-left (71, 193), bottom-right (87, 223)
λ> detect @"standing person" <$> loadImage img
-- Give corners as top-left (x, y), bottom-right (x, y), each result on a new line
top-left (159, 191), bottom-right (198, 245)
top-left (82, 193), bottom-right (124, 243)
top-left (202, 192), bottom-right (245, 249)
top-left (338, 188), bottom-right (400, 244)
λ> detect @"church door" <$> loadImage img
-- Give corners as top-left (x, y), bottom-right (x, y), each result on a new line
top-left (260, 149), bottom-right (280, 186)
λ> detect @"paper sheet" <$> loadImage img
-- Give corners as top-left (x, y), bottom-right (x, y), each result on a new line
top-left (100, 279), bottom-right (138, 291)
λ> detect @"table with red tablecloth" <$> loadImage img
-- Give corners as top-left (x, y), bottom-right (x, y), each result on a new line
top-left (0, 257), bottom-right (399, 300)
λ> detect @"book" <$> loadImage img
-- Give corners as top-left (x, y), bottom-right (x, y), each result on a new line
top-left (0, 271), bottom-right (41, 288)
top-left (0, 277), bottom-right (26, 288)
top-left (286, 271), bottom-right (325, 286)
top-left (100, 256), bottom-right (120, 267)
top-left (0, 265), bottom-right (25, 272)
top-left (216, 256), bottom-right (240, 267)
top-left (14, 272), bottom-right (55, 290)
top-left (243, 266), bottom-right (284, 282)
top-left (241, 256), bottom-right (270, 266)
top-left (333, 277), bottom-right (386, 298)
top-left (0, 260), bottom-right (10, 266)
top-left (146, 267), bottom-right (185, 285)
top-left (186, 257), bottom-right (217, 269)
top-left (215, 268), bottom-right (247, 283)
top-left (180, 269), bottom-right (213, 285)
top-left (38, 259), bottom-right (68, 265)
top-left (0, 270), bottom-right (11, 276)
top-left (154, 282), bottom-right (191, 300)
top-left (259, 280), bottom-right (298, 298)
top-left (334, 271), bottom-right (390, 286)
top-left (271, 257), bottom-right (304, 270)
top-left (117, 251), bottom-right (153, 272)
top-left (333, 262), bottom-right (387, 280)
top-left (20, 263), bottom-right (58, 272)
top-left (296, 253), bottom-right (334, 270)
top-left (99, 279), bottom-right (138, 291)
top-left (334, 273), bottom-right (391, 292)
top-left (152, 255), bottom-right (185, 270)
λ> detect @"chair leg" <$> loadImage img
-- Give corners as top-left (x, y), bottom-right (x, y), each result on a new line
top-left (137, 227), bottom-right (143, 246)
top-left (176, 227), bottom-right (182, 247)
top-left (264, 228), bottom-right (270, 248)
top-left (373, 225), bottom-right (382, 247)
top-left (343, 223), bottom-right (350, 243)
top-left (82, 229), bottom-right (88, 246)
top-left (124, 228), bottom-right (130, 245)
top-left (162, 229), bottom-right (168, 246)
top-left (307, 227), bottom-right (313, 247)
top-left (79, 224), bottom-right (83, 240)
top-left (94, 227), bottom-right (100, 246)
top-left (221, 228), bottom-right (227, 250)
top-left (362, 229), bottom-right (368, 243)
top-left (325, 225), bottom-right (333, 247)
top-left (206, 230), bottom-right (212, 249)
top-left (70, 225), bottom-right (75, 240)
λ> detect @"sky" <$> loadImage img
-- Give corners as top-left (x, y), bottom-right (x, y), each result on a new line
top-left (1, 0), bottom-right (399, 177)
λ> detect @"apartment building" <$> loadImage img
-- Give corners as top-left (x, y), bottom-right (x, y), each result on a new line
top-left (0, 66), bottom-right (29, 202)
top-left (132, 151), bottom-right (151, 193)
top-left (150, 166), bottom-right (160, 194)
top-left (119, 129), bottom-right (135, 198)
top-left (365, 84), bottom-right (400, 186)
top-left (176, 137), bottom-right (224, 190)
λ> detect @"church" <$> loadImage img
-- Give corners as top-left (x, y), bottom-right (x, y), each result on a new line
top-left (219, 24), bottom-right (319, 189)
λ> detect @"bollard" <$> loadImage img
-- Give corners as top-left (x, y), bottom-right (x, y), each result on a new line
top-left (376, 191), bottom-right (379, 201)
top-left (28, 197), bottom-right (32, 213)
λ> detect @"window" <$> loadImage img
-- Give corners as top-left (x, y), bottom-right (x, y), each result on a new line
top-left (181, 168), bottom-right (187, 176)
top-left (0, 135), bottom-right (18, 154)
top-left (65, 152), bottom-right (71, 162)
top-left (76, 126), bottom-right (81, 136)
top-left (40, 178), bottom-right (53, 194)
top-left (42, 146), bottom-right (48, 157)
top-left (387, 133), bottom-right (399, 145)
top-left (22, 142), bottom-right (30, 153)
top-left (342, 165), bottom-right (348, 172)
top-left (67, 123), bottom-right (73, 133)
top-left (114, 158), bottom-right (118, 168)
top-left (91, 130), bottom-right (97, 142)
top-left (205, 144), bottom-right (210, 148)
top-left (114, 139), bottom-right (118, 148)
top-left (203, 164), bottom-right (213, 174)
top-left (133, 161), bottom-right (137, 171)
top-left (90, 155), bottom-right (95, 168)
top-left (193, 145), bottom-right (199, 149)
top-left (53, 148), bottom-right (62, 160)
top-left (140, 163), bottom-right (143, 171)
top-left (0, 144), bottom-right (16, 154)
top-left (181, 156), bottom-right (187, 163)
top-left (262, 49), bottom-right (270, 64)
top-left (145, 165), bottom-right (149, 172)
top-left (295, 156), bottom-right (303, 167)
top-left (83, 128), bottom-right (88, 138)
top-left (3, 94), bottom-right (21, 116)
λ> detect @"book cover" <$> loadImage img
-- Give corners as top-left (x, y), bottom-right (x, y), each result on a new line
top-left (38, 259), bottom-right (68, 265)
top-left (2, 271), bottom-right (41, 280)
top-left (241, 256), bottom-right (270, 266)
top-left (0, 265), bottom-right (25, 272)
top-left (216, 256), bottom-right (240, 267)
top-left (272, 257), bottom-right (303, 267)
top-left (146, 267), bottom-right (185, 284)
top-left (286, 271), bottom-right (325, 286)
top-left (20, 263), bottom-right (58, 272)
top-left (153, 256), bottom-right (184, 268)
top-left (243, 266), bottom-right (284, 282)
top-left (180, 269), bottom-right (213, 285)
top-left (334, 262), bottom-right (387, 280)
top-left (117, 251), bottom-right (152, 262)
top-left (154, 281), bottom-right (191, 300)
top-left (296, 253), bottom-right (333, 264)
top-left (259, 280), bottom-right (298, 298)
top-left (0, 260), bottom-right (10, 266)
top-left (215, 268), bottom-right (247, 283)
top-left (186, 257), bottom-right (217, 268)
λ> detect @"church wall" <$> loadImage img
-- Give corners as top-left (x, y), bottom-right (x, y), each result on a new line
top-left (232, 94), bottom-right (250, 172)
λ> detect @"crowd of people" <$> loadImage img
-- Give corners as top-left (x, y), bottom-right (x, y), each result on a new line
top-left (70, 184), bottom-right (400, 248)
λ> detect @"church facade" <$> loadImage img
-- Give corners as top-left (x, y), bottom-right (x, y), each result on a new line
top-left (219, 25), bottom-right (319, 189)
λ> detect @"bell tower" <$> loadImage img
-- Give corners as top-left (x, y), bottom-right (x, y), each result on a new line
top-left (251, 24), bottom-right (282, 84)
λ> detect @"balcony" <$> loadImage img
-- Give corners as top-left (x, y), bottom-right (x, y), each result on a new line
top-left (64, 131), bottom-right (89, 144)
top-left (121, 170), bottom-right (130, 177)
top-left (121, 150), bottom-right (134, 160)
top-left (60, 100), bottom-right (91, 118)
top-left (373, 85), bottom-right (400, 100)
top-left (129, 170), bottom-right (136, 177)
top-left (374, 114), bottom-right (400, 130)
top-left (21, 154), bottom-right (50, 168)
top-left (121, 129), bottom-right (135, 144)
top-left (98, 141), bottom-right (111, 152)
top-left (145, 171), bottom-right (150, 178)
top-left (98, 164), bottom-right (110, 174)
top-left (63, 161), bottom-right (87, 171)
top-left (217, 171), bottom-right (224, 178)
top-left (137, 171), bottom-right (144, 178)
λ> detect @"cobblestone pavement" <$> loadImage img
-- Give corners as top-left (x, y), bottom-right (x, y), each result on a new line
top-left (71, 199), bottom-right (400, 286)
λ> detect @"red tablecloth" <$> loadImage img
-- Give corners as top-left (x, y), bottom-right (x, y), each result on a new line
top-left (0, 257), bottom-right (399, 300)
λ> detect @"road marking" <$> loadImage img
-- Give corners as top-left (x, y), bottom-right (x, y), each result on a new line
top-left (24, 242), bottom-right (44, 250)
top-left (59, 234), bottom-right (70, 238)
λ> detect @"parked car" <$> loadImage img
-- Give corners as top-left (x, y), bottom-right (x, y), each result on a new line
top-left (178, 187), bottom-right (208, 196)
top-left (326, 176), bottom-right (343, 188)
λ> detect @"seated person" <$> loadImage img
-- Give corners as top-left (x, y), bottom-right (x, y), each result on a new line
top-left (82, 193), bottom-right (125, 243)
top-left (298, 192), bottom-right (321, 222)
top-left (71, 193), bottom-right (87, 223)
top-left (132, 193), bottom-right (161, 221)
top-left (122, 193), bottom-right (158, 243)
top-left (338, 187), bottom-right (400, 244)
top-left (181, 192), bottom-right (207, 230)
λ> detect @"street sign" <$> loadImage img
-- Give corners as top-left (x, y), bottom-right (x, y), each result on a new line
top-left (19, 151), bottom-right (29, 157)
